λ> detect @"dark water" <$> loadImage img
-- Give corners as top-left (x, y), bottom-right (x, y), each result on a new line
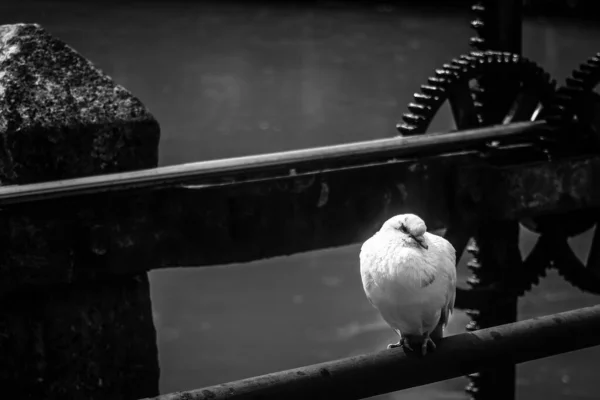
top-left (2, 1), bottom-right (600, 398)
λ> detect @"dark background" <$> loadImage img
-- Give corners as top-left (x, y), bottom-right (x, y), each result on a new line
top-left (1, 1), bottom-right (599, 398)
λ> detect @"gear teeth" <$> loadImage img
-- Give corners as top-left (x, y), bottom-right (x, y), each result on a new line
top-left (452, 58), bottom-right (472, 66)
top-left (573, 69), bottom-right (588, 80)
top-left (459, 54), bottom-right (476, 62)
top-left (470, 2), bottom-right (486, 52)
top-left (465, 321), bottom-right (479, 332)
top-left (396, 122), bottom-right (421, 135)
top-left (471, 2), bottom-right (484, 13)
top-left (436, 69), bottom-right (455, 78)
top-left (420, 84), bottom-right (443, 96)
top-left (402, 113), bottom-right (427, 125)
top-left (546, 51), bottom-right (600, 134)
top-left (407, 102), bottom-right (428, 114)
top-left (467, 243), bottom-right (479, 255)
top-left (566, 77), bottom-right (584, 87)
top-left (580, 64), bottom-right (596, 74)
top-left (468, 51), bottom-right (485, 58)
top-left (413, 92), bottom-right (434, 105)
top-left (471, 19), bottom-right (484, 30)
top-left (397, 51), bottom-right (556, 137)
top-left (428, 76), bottom-right (450, 86)
top-left (560, 86), bottom-right (582, 97)
top-left (446, 63), bottom-right (465, 72)
top-left (469, 37), bottom-right (486, 51)
top-left (444, 65), bottom-right (465, 77)
top-left (467, 277), bottom-right (480, 287)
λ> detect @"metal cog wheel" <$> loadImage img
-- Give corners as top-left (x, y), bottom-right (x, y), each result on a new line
top-left (527, 51), bottom-right (600, 295)
top-left (551, 52), bottom-right (600, 138)
top-left (397, 51), bottom-right (557, 138)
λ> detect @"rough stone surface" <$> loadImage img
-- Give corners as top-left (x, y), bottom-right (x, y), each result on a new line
top-left (0, 22), bottom-right (161, 287)
top-left (0, 23), bottom-right (159, 184)
top-left (0, 23), bottom-right (160, 399)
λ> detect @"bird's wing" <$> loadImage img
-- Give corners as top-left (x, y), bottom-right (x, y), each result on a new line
top-left (438, 237), bottom-right (457, 327)
top-left (440, 280), bottom-right (455, 327)
top-left (360, 267), bottom-right (376, 307)
top-left (359, 236), bottom-right (379, 308)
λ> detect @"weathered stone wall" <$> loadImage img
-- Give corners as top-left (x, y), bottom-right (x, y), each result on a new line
top-left (0, 275), bottom-right (159, 399)
top-left (0, 23), bottom-right (160, 399)
top-left (0, 23), bottom-right (159, 184)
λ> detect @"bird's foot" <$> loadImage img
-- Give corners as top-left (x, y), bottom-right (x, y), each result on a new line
top-left (395, 334), bottom-right (436, 356)
top-left (387, 341), bottom-right (402, 349)
top-left (421, 335), bottom-right (436, 356)
top-left (400, 337), bottom-right (415, 352)
top-left (387, 337), bottom-right (414, 351)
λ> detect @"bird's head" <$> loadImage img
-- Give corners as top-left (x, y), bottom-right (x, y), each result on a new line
top-left (380, 214), bottom-right (428, 250)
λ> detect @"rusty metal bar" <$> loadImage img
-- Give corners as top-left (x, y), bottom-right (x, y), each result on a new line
top-left (140, 305), bottom-right (600, 400)
top-left (0, 120), bottom-right (548, 206)
top-left (1, 153), bottom-right (599, 299)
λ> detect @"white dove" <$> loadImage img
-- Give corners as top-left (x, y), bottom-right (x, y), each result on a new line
top-left (360, 213), bottom-right (456, 356)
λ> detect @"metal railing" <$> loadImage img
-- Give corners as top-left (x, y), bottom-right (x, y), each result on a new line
top-left (0, 120), bottom-right (547, 206)
top-left (142, 305), bottom-right (600, 400)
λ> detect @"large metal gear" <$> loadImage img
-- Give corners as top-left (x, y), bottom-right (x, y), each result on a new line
top-left (397, 51), bottom-right (557, 138)
top-left (524, 52), bottom-right (600, 295)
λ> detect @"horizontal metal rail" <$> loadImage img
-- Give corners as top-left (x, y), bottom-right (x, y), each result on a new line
top-left (141, 305), bottom-right (600, 400)
top-left (0, 120), bottom-right (548, 206)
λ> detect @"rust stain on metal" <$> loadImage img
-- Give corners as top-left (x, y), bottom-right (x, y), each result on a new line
top-left (382, 189), bottom-right (392, 207)
top-left (507, 163), bottom-right (560, 211)
top-left (567, 160), bottom-right (592, 202)
top-left (407, 162), bottom-right (429, 178)
top-left (317, 181), bottom-right (329, 208)
top-left (395, 183), bottom-right (408, 203)
top-left (408, 162), bottom-right (421, 172)
top-left (275, 175), bottom-right (316, 193)
top-left (455, 156), bottom-right (600, 221)
top-left (117, 234), bottom-right (135, 248)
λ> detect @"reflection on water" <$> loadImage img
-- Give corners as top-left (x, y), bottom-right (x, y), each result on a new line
top-left (2, 1), bottom-right (600, 398)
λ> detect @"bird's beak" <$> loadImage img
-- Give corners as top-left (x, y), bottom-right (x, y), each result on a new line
top-left (412, 235), bottom-right (428, 250)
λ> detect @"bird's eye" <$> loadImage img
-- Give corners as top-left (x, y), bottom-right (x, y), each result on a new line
top-left (399, 224), bottom-right (408, 233)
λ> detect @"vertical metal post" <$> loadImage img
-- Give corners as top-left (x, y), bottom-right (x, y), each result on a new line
top-left (466, 1), bottom-right (523, 399)
top-left (466, 223), bottom-right (521, 399)
top-left (486, 0), bottom-right (523, 54)
top-left (470, 0), bottom-right (523, 54)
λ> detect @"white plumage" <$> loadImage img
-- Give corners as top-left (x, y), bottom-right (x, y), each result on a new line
top-left (360, 213), bottom-right (456, 355)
